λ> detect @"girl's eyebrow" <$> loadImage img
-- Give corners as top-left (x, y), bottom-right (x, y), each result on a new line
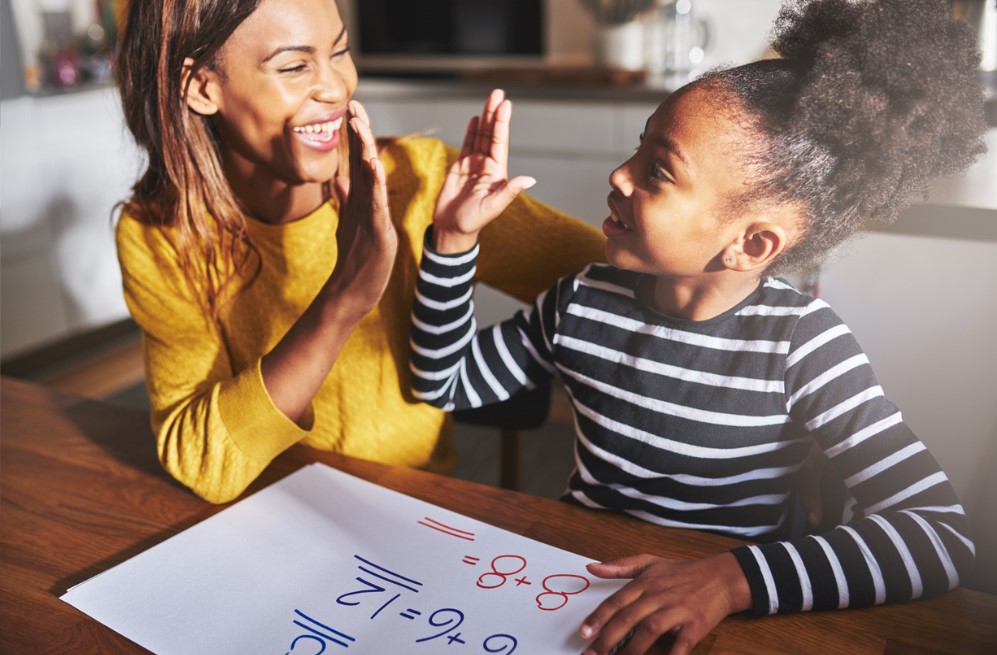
top-left (262, 24), bottom-right (348, 63)
top-left (654, 135), bottom-right (690, 171)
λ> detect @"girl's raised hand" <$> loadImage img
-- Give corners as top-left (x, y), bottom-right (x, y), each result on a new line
top-left (432, 89), bottom-right (536, 254)
top-left (329, 100), bottom-right (398, 322)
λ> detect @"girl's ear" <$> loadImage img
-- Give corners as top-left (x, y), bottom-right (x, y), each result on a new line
top-left (722, 221), bottom-right (789, 272)
top-left (182, 57), bottom-right (220, 116)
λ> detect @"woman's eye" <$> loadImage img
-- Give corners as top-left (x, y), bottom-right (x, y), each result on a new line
top-left (278, 64), bottom-right (308, 74)
top-left (332, 46), bottom-right (350, 59)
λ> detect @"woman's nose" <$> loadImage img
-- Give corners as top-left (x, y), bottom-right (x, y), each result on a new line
top-left (313, 63), bottom-right (349, 104)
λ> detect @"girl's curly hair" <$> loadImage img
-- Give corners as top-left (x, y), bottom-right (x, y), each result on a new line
top-left (701, 0), bottom-right (988, 274)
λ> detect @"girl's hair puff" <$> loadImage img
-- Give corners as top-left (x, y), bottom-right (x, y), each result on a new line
top-left (702, 0), bottom-right (988, 274)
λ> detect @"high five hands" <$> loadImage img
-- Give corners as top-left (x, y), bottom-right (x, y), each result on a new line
top-left (432, 89), bottom-right (537, 254)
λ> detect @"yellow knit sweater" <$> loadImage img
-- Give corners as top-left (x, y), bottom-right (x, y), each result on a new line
top-left (116, 136), bottom-right (606, 503)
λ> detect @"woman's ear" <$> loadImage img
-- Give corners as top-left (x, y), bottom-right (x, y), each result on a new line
top-left (722, 221), bottom-right (789, 272)
top-left (181, 57), bottom-right (220, 116)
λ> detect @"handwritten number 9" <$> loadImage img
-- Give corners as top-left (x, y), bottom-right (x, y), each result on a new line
top-left (415, 608), bottom-right (465, 643)
top-left (477, 555), bottom-right (527, 589)
top-left (535, 574), bottom-right (590, 611)
top-left (285, 634), bottom-right (326, 655)
top-left (483, 633), bottom-right (518, 653)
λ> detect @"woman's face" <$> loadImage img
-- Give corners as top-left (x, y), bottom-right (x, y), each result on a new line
top-left (603, 84), bottom-right (757, 278)
top-left (202, 0), bottom-right (358, 187)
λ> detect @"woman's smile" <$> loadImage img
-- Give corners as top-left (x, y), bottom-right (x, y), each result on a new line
top-left (292, 110), bottom-right (346, 152)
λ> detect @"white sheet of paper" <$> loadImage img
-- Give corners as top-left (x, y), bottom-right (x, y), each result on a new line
top-left (61, 463), bottom-right (626, 654)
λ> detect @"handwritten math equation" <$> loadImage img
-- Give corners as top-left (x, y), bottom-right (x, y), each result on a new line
top-left (279, 516), bottom-right (594, 653)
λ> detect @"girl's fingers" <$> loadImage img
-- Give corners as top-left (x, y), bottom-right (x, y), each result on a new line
top-left (474, 89), bottom-right (503, 154)
top-left (489, 99), bottom-right (513, 170)
top-left (586, 555), bottom-right (657, 580)
top-left (580, 580), bottom-right (645, 641)
top-left (460, 115), bottom-right (479, 161)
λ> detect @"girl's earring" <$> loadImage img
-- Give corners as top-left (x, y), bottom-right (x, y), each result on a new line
top-left (725, 256), bottom-right (732, 264)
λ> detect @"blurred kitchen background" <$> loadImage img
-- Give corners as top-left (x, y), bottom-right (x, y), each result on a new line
top-left (1, 0), bottom-right (995, 592)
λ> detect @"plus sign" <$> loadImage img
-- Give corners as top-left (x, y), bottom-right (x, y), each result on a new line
top-left (514, 575), bottom-right (532, 586)
top-left (447, 633), bottom-right (466, 645)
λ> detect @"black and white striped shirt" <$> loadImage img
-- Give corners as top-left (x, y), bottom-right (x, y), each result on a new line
top-left (410, 234), bottom-right (974, 614)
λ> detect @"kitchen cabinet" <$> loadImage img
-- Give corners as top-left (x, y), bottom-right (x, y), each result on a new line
top-left (0, 87), bottom-right (141, 357)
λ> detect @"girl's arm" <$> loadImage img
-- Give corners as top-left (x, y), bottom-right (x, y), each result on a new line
top-left (578, 300), bottom-right (974, 655)
top-left (732, 301), bottom-right (974, 613)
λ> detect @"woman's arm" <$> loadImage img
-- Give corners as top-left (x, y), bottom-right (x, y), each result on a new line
top-left (117, 102), bottom-right (396, 504)
top-left (261, 101), bottom-right (396, 422)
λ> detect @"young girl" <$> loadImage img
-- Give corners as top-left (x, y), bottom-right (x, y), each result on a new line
top-left (409, 0), bottom-right (987, 653)
top-left (112, 0), bottom-right (605, 504)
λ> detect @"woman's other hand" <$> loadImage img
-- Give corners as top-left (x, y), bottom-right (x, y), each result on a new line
top-left (580, 553), bottom-right (752, 655)
top-left (330, 100), bottom-right (398, 322)
top-left (432, 88), bottom-right (536, 254)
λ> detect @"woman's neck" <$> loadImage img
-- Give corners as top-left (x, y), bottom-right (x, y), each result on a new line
top-left (222, 154), bottom-right (330, 225)
top-left (231, 177), bottom-right (328, 225)
top-left (652, 273), bottom-right (762, 322)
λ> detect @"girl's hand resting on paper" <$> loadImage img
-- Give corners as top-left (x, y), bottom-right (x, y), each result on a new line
top-left (580, 552), bottom-right (752, 655)
top-left (432, 88), bottom-right (537, 254)
top-left (329, 100), bottom-right (398, 323)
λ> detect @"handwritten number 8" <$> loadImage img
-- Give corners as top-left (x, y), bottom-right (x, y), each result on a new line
top-left (476, 555), bottom-right (527, 589)
top-left (535, 574), bottom-right (590, 611)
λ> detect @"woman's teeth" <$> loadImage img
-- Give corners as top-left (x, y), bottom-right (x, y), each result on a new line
top-left (611, 217), bottom-right (631, 230)
top-left (293, 117), bottom-right (343, 140)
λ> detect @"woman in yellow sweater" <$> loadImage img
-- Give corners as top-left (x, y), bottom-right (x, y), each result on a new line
top-left (113, 0), bottom-right (605, 503)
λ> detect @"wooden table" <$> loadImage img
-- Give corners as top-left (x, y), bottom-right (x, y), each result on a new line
top-left (2, 377), bottom-right (996, 654)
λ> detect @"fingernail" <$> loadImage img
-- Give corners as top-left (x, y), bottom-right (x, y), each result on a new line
top-left (522, 177), bottom-right (537, 190)
top-left (580, 624), bottom-right (596, 639)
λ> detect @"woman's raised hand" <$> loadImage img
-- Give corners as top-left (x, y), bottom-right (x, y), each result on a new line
top-left (432, 89), bottom-right (536, 254)
top-left (329, 100), bottom-right (398, 322)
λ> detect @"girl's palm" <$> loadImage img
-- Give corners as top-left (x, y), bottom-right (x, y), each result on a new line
top-left (433, 90), bottom-right (535, 240)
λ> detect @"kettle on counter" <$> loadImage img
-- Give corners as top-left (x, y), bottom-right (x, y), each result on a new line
top-left (951, 0), bottom-right (997, 72)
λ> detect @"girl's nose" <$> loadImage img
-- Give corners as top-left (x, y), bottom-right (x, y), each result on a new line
top-left (609, 159), bottom-right (634, 196)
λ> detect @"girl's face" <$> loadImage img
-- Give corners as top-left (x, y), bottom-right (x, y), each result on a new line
top-left (200, 0), bottom-right (358, 187)
top-left (603, 84), bottom-right (756, 279)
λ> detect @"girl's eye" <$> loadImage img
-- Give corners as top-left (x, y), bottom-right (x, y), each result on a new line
top-left (650, 161), bottom-right (672, 183)
top-left (278, 64), bottom-right (308, 74)
top-left (332, 46), bottom-right (350, 59)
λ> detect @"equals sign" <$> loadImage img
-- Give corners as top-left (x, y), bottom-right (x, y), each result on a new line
top-left (399, 609), bottom-right (422, 620)
top-left (462, 556), bottom-right (480, 565)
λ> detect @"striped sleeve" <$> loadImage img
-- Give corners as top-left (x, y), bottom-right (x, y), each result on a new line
top-left (410, 228), bottom-right (561, 411)
top-left (732, 299), bottom-right (974, 615)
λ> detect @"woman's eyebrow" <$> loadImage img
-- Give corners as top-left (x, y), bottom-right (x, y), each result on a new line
top-left (262, 24), bottom-right (348, 63)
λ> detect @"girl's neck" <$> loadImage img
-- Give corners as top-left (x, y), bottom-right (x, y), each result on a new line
top-left (651, 273), bottom-right (762, 322)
